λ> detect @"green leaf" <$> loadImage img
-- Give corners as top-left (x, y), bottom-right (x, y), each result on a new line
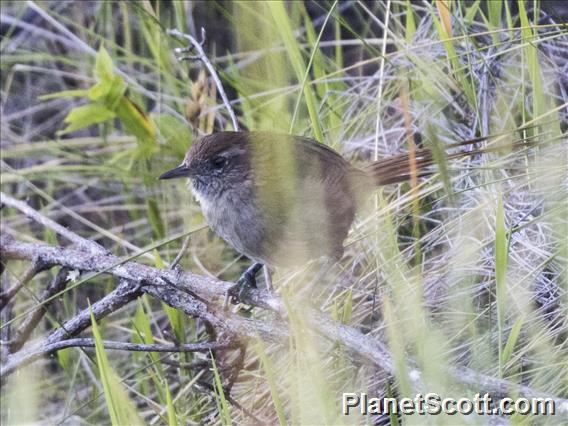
top-left (163, 303), bottom-right (185, 343)
top-left (464, 0), bottom-right (481, 22)
top-left (96, 45), bottom-right (115, 82)
top-left (405, 0), bottom-right (416, 42)
top-left (104, 75), bottom-right (128, 110)
top-left (60, 103), bottom-right (115, 134)
top-left (132, 298), bottom-right (166, 403)
top-left (501, 317), bottom-right (523, 366)
top-left (165, 380), bottom-right (177, 426)
top-left (153, 249), bottom-right (166, 269)
top-left (115, 96), bottom-right (157, 153)
top-left (87, 81), bottom-right (112, 102)
top-left (518, 0), bottom-right (545, 120)
top-left (132, 299), bottom-right (164, 382)
top-left (331, 300), bottom-right (339, 322)
top-left (267, 1), bottom-right (323, 141)
top-left (39, 89), bottom-right (90, 100)
top-left (88, 75), bottom-right (126, 108)
top-left (487, 0), bottom-right (502, 29)
top-left (341, 289), bottom-right (353, 324)
top-left (495, 195), bottom-right (508, 378)
top-left (254, 338), bottom-right (286, 426)
top-left (211, 352), bottom-right (232, 426)
top-left (90, 306), bottom-right (143, 426)
top-left (56, 347), bottom-right (72, 372)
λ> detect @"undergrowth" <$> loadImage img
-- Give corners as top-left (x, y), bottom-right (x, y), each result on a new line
top-left (1, 1), bottom-right (566, 425)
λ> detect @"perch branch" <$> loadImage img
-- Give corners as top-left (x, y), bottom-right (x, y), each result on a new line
top-left (2, 236), bottom-right (567, 417)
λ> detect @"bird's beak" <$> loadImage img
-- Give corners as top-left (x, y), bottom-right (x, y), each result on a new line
top-left (159, 164), bottom-right (191, 180)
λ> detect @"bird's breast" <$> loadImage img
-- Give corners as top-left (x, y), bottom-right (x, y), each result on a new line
top-left (191, 183), bottom-right (269, 263)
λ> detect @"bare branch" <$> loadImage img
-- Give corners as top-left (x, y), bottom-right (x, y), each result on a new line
top-left (0, 235), bottom-right (280, 311)
top-left (1, 192), bottom-right (106, 255)
top-left (9, 268), bottom-right (70, 352)
top-left (170, 235), bottom-right (191, 270)
top-left (27, 337), bottom-right (233, 357)
top-left (0, 261), bottom-right (49, 310)
top-left (1, 236), bottom-right (567, 416)
top-left (1, 279), bottom-right (142, 377)
top-left (2, 337), bottom-right (232, 385)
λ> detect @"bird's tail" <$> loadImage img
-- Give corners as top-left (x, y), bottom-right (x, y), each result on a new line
top-left (364, 131), bottom-right (537, 187)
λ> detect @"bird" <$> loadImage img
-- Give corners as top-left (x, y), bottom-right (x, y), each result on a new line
top-left (159, 130), bottom-right (522, 297)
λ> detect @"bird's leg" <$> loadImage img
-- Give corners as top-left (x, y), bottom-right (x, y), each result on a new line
top-left (225, 262), bottom-right (263, 307)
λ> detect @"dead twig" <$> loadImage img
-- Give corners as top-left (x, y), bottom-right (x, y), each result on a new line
top-left (9, 268), bottom-right (70, 352)
top-left (0, 192), bottom-right (106, 255)
top-left (167, 28), bottom-right (239, 131)
top-left (2, 236), bottom-right (567, 416)
top-left (0, 279), bottom-right (142, 377)
top-left (22, 337), bottom-right (234, 356)
top-left (0, 260), bottom-right (50, 310)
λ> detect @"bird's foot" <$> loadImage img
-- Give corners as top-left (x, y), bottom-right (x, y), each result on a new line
top-left (224, 262), bottom-right (262, 308)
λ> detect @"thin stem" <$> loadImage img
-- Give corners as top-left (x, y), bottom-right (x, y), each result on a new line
top-left (167, 28), bottom-right (239, 131)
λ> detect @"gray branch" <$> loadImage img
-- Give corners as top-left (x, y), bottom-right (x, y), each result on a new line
top-left (1, 191), bottom-right (106, 255)
top-left (5, 337), bottom-right (234, 375)
top-left (2, 235), bottom-right (567, 417)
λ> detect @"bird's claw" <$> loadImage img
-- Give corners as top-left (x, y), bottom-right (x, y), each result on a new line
top-left (224, 269), bottom-right (258, 307)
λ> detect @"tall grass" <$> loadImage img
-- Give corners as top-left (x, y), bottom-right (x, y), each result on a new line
top-left (1, 1), bottom-right (566, 424)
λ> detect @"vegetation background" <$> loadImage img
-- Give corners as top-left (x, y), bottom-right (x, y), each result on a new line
top-left (1, 0), bottom-right (567, 424)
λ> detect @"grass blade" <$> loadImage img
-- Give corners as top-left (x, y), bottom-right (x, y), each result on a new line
top-left (90, 306), bottom-right (143, 425)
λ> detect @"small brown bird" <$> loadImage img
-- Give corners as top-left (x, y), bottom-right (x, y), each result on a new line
top-left (160, 131), bottom-right (495, 284)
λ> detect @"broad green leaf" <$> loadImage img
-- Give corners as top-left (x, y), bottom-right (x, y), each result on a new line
top-left (87, 81), bottom-right (112, 101)
top-left (116, 96), bottom-right (157, 152)
top-left (104, 75), bottom-right (128, 110)
top-left (88, 75), bottom-right (127, 108)
top-left (60, 103), bottom-right (115, 134)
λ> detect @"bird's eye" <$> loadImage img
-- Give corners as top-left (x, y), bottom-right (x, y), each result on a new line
top-left (210, 156), bottom-right (227, 170)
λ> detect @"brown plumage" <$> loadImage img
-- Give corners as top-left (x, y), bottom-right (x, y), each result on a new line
top-left (159, 131), bottom-right (497, 267)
